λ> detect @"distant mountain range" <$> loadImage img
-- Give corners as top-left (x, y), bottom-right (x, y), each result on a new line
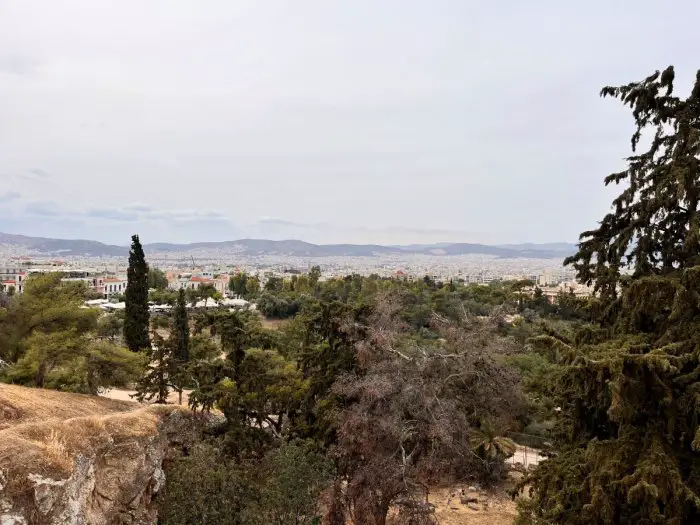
top-left (0, 232), bottom-right (577, 259)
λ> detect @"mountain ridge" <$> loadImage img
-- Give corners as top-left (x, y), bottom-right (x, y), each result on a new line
top-left (0, 232), bottom-right (576, 259)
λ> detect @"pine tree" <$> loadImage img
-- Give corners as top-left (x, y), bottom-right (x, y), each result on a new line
top-left (518, 67), bottom-right (700, 524)
top-left (124, 234), bottom-right (150, 351)
top-left (132, 330), bottom-right (171, 404)
top-left (171, 289), bottom-right (190, 404)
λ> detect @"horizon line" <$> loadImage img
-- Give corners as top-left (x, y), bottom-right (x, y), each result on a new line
top-left (0, 231), bottom-right (577, 248)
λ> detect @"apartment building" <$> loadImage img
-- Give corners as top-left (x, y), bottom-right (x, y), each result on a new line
top-left (0, 267), bottom-right (27, 294)
top-left (103, 277), bottom-right (128, 297)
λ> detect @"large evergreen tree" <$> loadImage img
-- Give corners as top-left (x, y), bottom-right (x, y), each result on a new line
top-left (518, 67), bottom-right (700, 524)
top-left (124, 234), bottom-right (150, 351)
top-left (171, 289), bottom-right (190, 404)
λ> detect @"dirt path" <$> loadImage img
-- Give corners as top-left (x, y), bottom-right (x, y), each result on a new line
top-left (100, 388), bottom-right (191, 406)
top-left (507, 445), bottom-right (544, 468)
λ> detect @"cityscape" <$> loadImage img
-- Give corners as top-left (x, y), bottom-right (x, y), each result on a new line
top-left (4, 1), bottom-right (689, 522)
top-left (0, 233), bottom-right (591, 303)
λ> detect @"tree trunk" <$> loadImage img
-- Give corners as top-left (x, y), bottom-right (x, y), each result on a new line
top-left (35, 360), bottom-right (47, 388)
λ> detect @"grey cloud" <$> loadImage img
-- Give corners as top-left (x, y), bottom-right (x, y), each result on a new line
top-left (30, 169), bottom-right (51, 178)
top-left (18, 169), bottom-right (52, 181)
top-left (145, 209), bottom-right (228, 221)
top-left (0, 191), bottom-right (21, 204)
top-left (256, 218), bottom-right (309, 228)
top-left (25, 201), bottom-right (63, 217)
top-left (23, 201), bottom-right (232, 226)
top-left (123, 203), bottom-right (153, 212)
top-left (85, 208), bottom-right (140, 221)
top-left (0, 54), bottom-right (39, 77)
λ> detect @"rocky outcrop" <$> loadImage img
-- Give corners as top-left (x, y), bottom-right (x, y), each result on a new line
top-left (0, 398), bottom-right (199, 525)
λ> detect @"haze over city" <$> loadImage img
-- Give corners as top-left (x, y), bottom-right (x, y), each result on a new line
top-left (2, 0), bottom-right (699, 245)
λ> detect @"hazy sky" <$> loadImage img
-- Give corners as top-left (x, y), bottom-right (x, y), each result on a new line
top-left (1, 1), bottom-right (699, 245)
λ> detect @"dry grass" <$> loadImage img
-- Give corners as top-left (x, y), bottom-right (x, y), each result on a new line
top-left (0, 383), bottom-right (187, 500)
top-left (0, 383), bottom-right (136, 429)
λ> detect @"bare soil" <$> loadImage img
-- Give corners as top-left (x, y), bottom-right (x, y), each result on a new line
top-left (429, 485), bottom-right (518, 525)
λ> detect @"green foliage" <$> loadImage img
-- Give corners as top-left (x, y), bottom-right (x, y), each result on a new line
top-left (0, 273), bottom-right (146, 393)
top-left (162, 441), bottom-right (331, 525)
top-left (566, 65), bottom-right (700, 310)
top-left (0, 273), bottom-right (97, 363)
top-left (170, 289), bottom-right (190, 403)
top-left (198, 283), bottom-right (217, 302)
top-left (5, 329), bottom-right (91, 388)
top-left (229, 272), bottom-right (251, 298)
top-left (235, 348), bottom-right (309, 435)
top-left (256, 291), bottom-right (302, 319)
top-left (81, 340), bottom-right (146, 394)
top-left (147, 267), bottom-right (169, 290)
top-left (161, 443), bottom-right (253, 525)
top-left (96, 313), bottom-right (123, 342)
top-left (246, 275), bottom-right (261, 299)
top-left (264, 276), bottom-right (284, 293)
top-left (132, 331), bottom-right (170, 403)
top-left (189, 346), bottom-right (308, 454)
top-left (177, 272), bottom-right (561, 524)
top-left (519, 68), bottom-right (700, 525)
top-left (149, 288), bottom-right (178, 306)
top-left (124, 234), bottom-right (150, 351)
top-left (217, 312), bottom-right (250, 376)
top-left (251, 440), bottom-right (332, 525)
top-left (171, 289), bottom-right (190, 363)
top-left (469, 424), bottom-right (518, 482)
top-left (3, 328), bottom-right (143, 395)
top-left (189, 333), bottom-right (220, 361)
top-left (308, 265), bottom-right (321, 288)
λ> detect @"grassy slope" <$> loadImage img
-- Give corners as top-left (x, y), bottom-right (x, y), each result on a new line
top-left (0, 384), bottom-right (182, 499)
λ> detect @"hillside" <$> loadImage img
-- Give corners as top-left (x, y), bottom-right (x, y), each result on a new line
top-left (0, 384), bottom-right (196, 525)
top-left (0, 232), bottom-right (575, 259)
top-left (0, 383), bottom-right (136, 429)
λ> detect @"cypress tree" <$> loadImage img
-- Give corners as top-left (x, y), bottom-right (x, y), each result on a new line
top-left (518, 67), bottom-right (700, 524)
top-left (172, 289), bottom-right (190, 362)
top-left (171, 288), bottom-right (190, 404)
top-left (124, 234), bottom-right (150, 351)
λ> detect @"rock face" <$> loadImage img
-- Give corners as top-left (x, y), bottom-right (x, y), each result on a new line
top-left (23, 427), bottom-right (169, 525)
top-left (0, 397), bottom-right (198, 525)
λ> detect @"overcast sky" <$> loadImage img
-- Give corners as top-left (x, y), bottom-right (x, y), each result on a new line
top-left (1, 1), bottom-right (699, 246)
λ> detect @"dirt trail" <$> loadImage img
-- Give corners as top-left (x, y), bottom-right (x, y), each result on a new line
top-left (100, 388), bottom-right (191, 406)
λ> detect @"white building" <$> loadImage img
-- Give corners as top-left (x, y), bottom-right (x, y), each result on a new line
top-left (0, 267), bottom-right (27, 294)
top-left (103, 277), bottom-right (128, 297)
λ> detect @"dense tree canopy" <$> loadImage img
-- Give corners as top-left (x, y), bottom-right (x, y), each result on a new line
top-left (147, 267), bottom-right (169, 290)
top-left (0, 273), bottom-right (143, 393)
top-left (519, 67), bottom-right (700, 525)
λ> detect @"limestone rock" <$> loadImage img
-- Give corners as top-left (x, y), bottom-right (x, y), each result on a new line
top-left (1, 406), bottom-right (201, 525)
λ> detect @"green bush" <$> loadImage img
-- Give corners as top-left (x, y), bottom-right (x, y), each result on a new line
top-left (161, 441), bottom-right (331, 525)
top-left (160, 444), bottom-right (252, 525)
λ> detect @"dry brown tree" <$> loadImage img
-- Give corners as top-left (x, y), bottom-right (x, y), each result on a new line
top-left (330, 292), bottom-right (523, 525)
